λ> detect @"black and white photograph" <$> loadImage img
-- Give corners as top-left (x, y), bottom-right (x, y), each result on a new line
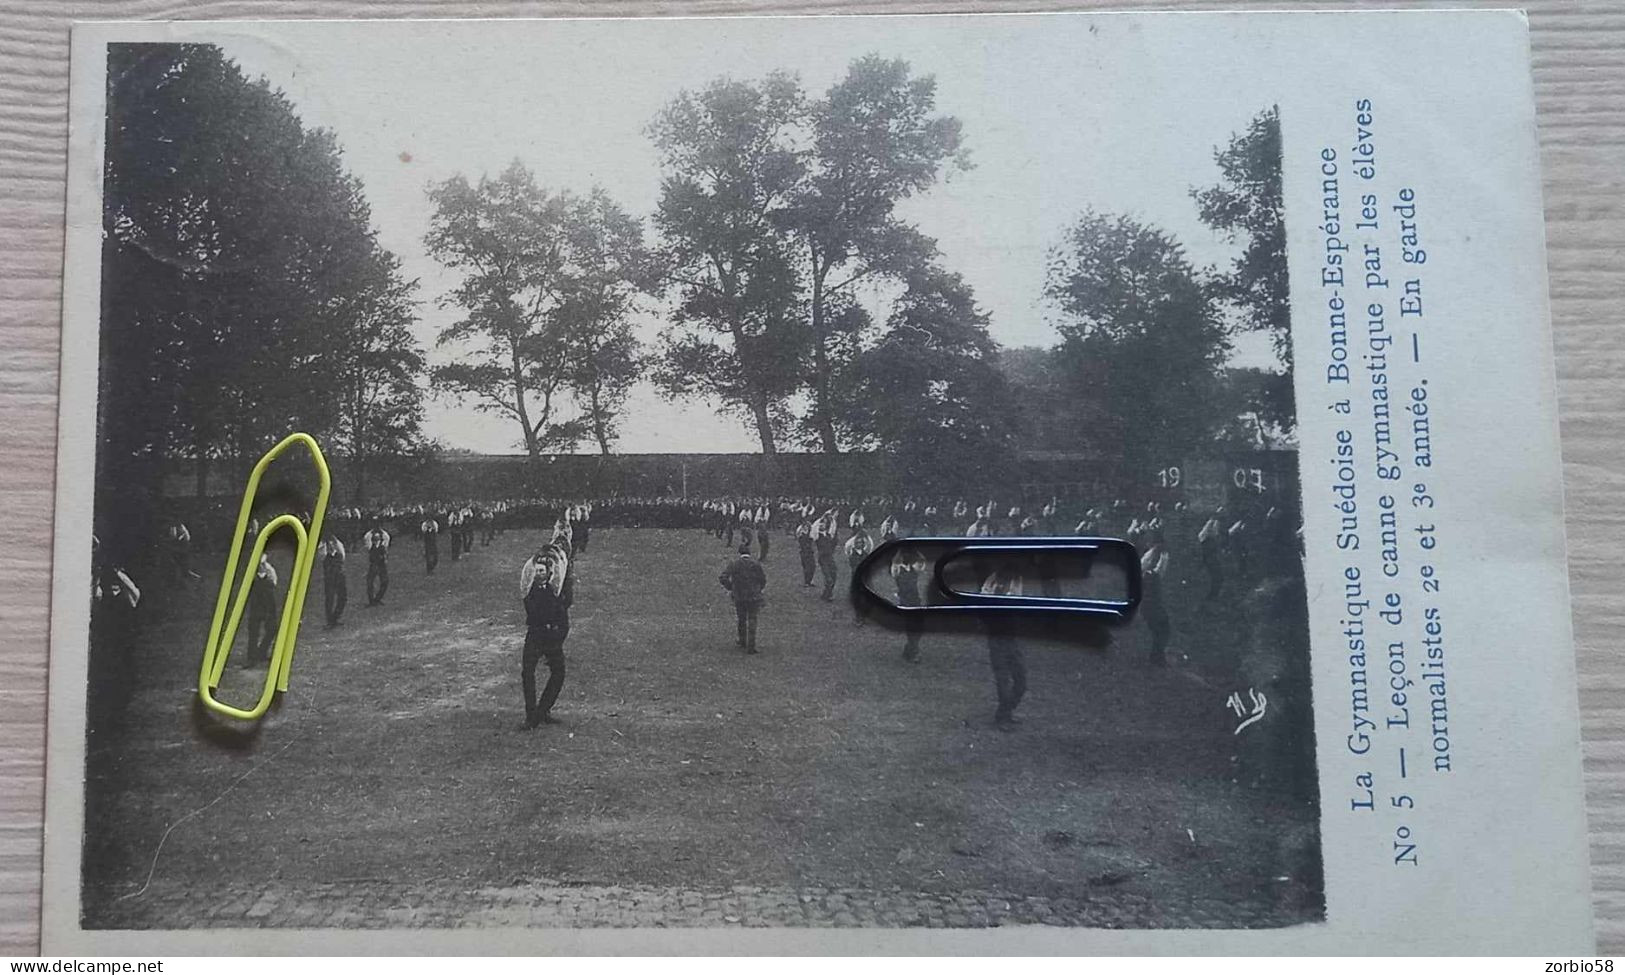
top-left (71, 15), bottom-right (1321, 935)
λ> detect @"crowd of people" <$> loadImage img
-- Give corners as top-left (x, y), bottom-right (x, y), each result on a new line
top-left (94, 486), bottom-right (1303, 735)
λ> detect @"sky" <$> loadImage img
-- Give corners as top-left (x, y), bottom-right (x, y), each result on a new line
top-left (214, 14), bottom-right (1281, 454)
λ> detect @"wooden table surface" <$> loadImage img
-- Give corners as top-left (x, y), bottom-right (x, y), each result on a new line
top-left (3, 0), bottom-right (1621, 955)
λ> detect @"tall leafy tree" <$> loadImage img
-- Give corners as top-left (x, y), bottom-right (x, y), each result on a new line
top-left (425, 162), bottom-right (587, 459)
top-left (331, 248), bottom-right (428, 502)
top-left (995, 345), bottom-right (1116, 456)
top-left (845, 267), bottom-right (1016, 492)
top-left (1194, 106), bottom-right (1294, 435)
top-left (788, 56), bottom-right (966, 452)
top-left (1044, 212), bottom-right (1231, 468)
top-left (1193, 106), bottom-right (1287, 360)
top-left (647, 74), bottom-right (808, 456)
top-left (559, 189), bottom-right (654, 456)
top-left (100, 43), bottom-right (420, 527)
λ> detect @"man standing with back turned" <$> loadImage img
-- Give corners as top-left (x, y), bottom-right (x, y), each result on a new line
top-left (719, 542), bottom-right (768, 654)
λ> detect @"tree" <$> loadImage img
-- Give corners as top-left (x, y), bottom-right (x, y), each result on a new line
top-left (425, 162), bottom-right (588, 459)
top-left (559, 189), bottom-right (654, 456)
top-left (569, 322), bottom-right (641, 457)
top-left (100, 43), bottom-right (421, 525)
top-left (647, 74), bottom-right (809, 456)
top-left (845, 267), bottom-right (1017, 492)
top-left (1193, 106), bottom-right (1286, 357)
top-left (647, 58), bottom-right (966, 456)
top-left (787, 56), bottom-right (967, 452)
top-left (1044, 212), bottom-right (1231, 468)
top-left (996, 345), bottom-right (1116, 456)
top-left (331, 248), bottom-right (428, 502)
top-left (1193, 106), bottom-right (1293, 433)
top-left (1211, 367), bottom-right (1295, 448)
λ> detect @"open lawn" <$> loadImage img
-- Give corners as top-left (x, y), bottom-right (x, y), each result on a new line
top-left (82, 527), bottom-right (1321, 929)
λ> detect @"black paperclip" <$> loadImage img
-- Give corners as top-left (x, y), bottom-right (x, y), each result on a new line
top-left (853, 536), bottom-right (1141, 623)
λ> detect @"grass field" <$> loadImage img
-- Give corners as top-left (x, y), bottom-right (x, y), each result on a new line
top-left (81, 526), bottom-right (1322, 929)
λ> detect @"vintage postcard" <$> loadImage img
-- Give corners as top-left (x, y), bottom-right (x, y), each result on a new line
top-left (43, 11), bottom-right (1592, 953)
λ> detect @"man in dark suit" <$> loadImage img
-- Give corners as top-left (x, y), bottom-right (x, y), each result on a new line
top-left (796, 515), bottom-right (817, 587)
top-left (420, 513), bottom-right (440, 575)
top-left (321, 532), bottom-right (348, 627)
top-left (719, 542), bottom-right (768, 654)
top-left (813, 510), bottom-right (840, 601)
top-left (245, 554), bottom-right (280, 665)
top-left (981, 566), bottom-right (1028, 730)
top-left (889, 532), bottom-right (927, 662)
top-left (520, 543), bottom-right (573, 729)
top-left (754, 505), bottom-right (771, 561)
top-left (362, 522), bottom-right (390, 606)
top-left (844, 524), bottom-right (874, 626)
top-left (572, 504), bottom-right (591, 553)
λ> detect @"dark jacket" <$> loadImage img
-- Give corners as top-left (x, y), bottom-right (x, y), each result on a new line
top-left (248, 573), bottom-right (279, 619)
top-left (524, 572), bottom-right (573, 628)
top-left (720, 555), bottom-right (768, 605)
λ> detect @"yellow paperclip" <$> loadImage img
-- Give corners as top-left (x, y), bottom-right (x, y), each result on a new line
top-left (198, 433), bottom-right (331, 720)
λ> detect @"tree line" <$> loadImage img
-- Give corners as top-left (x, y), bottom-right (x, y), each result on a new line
top-left (425, 56), bottom-right (1289, 487)
top-left (99, 42), bottom-right (1289, 522)
top-left (100, 42), bottom-right (427, 550)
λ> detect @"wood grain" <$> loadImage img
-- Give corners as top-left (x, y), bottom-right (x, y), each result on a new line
top-left (4, 0), bottom-right (1622, 955)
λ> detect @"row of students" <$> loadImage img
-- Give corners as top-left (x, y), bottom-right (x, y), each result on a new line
top-left (691, 492), bottom-right (1301, 731)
